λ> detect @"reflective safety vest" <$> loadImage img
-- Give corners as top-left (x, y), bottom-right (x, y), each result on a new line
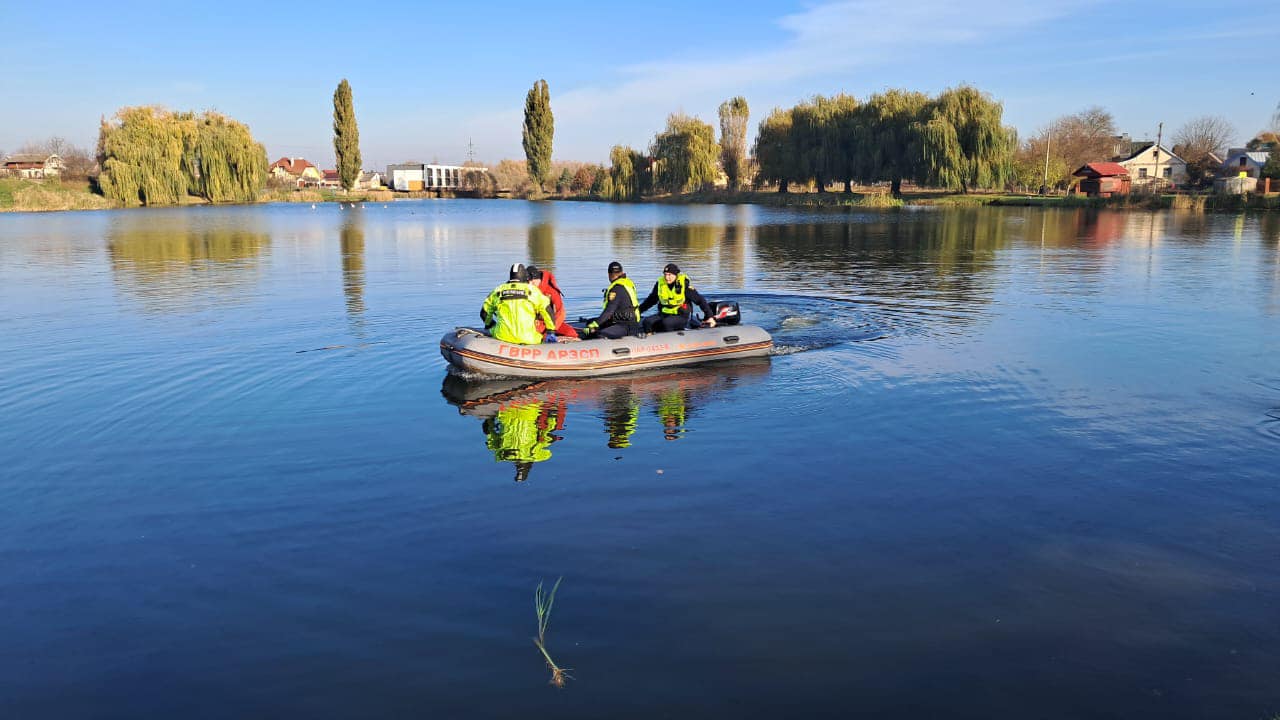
top-left (482, 281), bottom-right (555, 345)
top-left (602, 276), bottom-right (640, 323)
top-left (605, 395), bottom-right (639, 449)
top-left (656, 273), bottom-right (691, 315)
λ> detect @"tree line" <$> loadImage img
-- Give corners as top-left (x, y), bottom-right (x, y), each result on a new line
top-left (587, 85), bottom-right (1017, 200)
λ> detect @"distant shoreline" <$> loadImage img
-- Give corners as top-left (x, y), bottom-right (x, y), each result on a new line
top-left (2, 178), bottom-right (1277, 214)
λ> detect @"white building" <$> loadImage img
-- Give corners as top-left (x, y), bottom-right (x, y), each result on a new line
top-left (384, 163), bottom-right (486, 191)
top-left (1117, 143), bottom-right (1187, 188)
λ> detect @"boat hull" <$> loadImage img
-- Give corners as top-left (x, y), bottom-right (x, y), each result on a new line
top-left (440, 325), bottom-right (773, 378)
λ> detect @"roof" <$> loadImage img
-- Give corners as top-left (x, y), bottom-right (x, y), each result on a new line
top-left (1118, 143), bottom-right (1184, 164)
top-left (1073, 162), bottom-right (1130, 178)
top-left (269, 157), bottom-right (316, 175)
top-left (322, 169), bottom-right (340, 180)
top-left (3, 152), bottom-right (56, 164)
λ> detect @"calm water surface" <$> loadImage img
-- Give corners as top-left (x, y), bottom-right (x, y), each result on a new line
top-left (2, 201), bottom-right (1278, 718)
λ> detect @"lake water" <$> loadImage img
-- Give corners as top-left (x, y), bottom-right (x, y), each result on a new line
top-left (2, 200), bottom-right (1278, 718)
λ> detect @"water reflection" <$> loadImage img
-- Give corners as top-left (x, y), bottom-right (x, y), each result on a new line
top-left (106, 213), bottom-right (270, 312)
top-left (441, 360), bottom-right (771, 481)
top-left (339, 212), bottom-right (366, 333)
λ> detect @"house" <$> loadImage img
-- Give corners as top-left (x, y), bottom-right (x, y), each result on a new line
top-left (357, 171), bottom-right (382, 190)
top-left (2, 153), bottom-right (64, 179)
top-left (269, 157), bottom-right (323, 186)
top-left (1220, 148), bottom-right (1270, 179)
top-left (1115, 143), bottom-right (1187, 188)
top-left (1072, 162), bottom-right (1131, 197)
top-left (384, 163), bottom-right (487, 192)
top-left (319, 169), bottom-right (342, 189)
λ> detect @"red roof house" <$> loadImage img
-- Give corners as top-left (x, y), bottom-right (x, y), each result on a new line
top-left (1072, 162), bottom-right (1131, 197)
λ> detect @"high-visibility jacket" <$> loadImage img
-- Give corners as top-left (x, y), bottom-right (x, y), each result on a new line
top-left (656, 272), bottom-right (691, 315)
top-left (601, 276), bottom-right (640, 323)
top-left (483, 402), bottom-right (559, 464)
top-left (481, 281), bottom-right (555, 345)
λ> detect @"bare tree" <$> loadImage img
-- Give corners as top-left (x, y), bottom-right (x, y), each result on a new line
top-left (1174, 115), bottom-right (1235, 188)
top-left (1173, 115), bottom-right (1235, 160)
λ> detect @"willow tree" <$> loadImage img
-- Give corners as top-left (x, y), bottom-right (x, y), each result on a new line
top-left (187, 113), bottom-right (268, 202)
top-left (97, 106), bottom-right (192, 206)
top-left (333, 79), bottom-right (362, 191)
top-left (650, 113), bottom-right (718, 194)
top-left (864, 89), bottom-right (930, 197)
top-left (608, 144), bottom-right (638, 201)
top-left (522, 79), bottom-right (554, 189)
top-left (718, 96), bottom-right (750, 190)
top-left (753, 107), bottom-right (797, 193)
top-left (98, 106), bottom-right (266, 206)
top-left (919, 86), bottom-right (1013, 193)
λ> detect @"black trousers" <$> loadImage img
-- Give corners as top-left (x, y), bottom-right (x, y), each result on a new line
top-left (598, 322), bottom-right (641, 339)
top-left (643, 313), bottom-right (691, 333)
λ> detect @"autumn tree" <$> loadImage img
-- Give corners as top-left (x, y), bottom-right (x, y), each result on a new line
top-left (1172, 115), bottom-right (1234, 187)
top-left (718, 96), bottom-right (750, 190)
top-left (651, 113), bottom-right (718, 193)
top-left (522, 79), bottom-right (554, 189)
top-left (607, 145), bottom-right (637, 201)
top-left (332, 79), bottom-right (362, 191)
top-left (570, 165), bottom-right (595, 193)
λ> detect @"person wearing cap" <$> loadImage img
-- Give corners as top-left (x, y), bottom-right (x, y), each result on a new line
top-left (525, 264), bottom-right (579, 340)
top-left (480, 263), bottom-right (557, 345)
top-left (638, 263), bottom-right (716, 333)
top-left (582, 261), bottom-right (641, 339)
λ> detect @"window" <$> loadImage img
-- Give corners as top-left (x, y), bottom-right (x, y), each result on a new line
top-left (1138, 168), bottom-right (1148, 179)
top-left (1240, 156), bottom-right (1248, 167)
top-left (1163, 167), bottom-right (1172, 179)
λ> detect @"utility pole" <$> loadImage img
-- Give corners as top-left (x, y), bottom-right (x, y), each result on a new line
top-left (1153, 122), bottom-right (1163, 188)
top-left (1041, 128), bottom-right (1052, 195)
top-left (467, 137), bottom-right (476, 164)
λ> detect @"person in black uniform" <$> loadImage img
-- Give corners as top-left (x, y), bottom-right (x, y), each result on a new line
top-left (638, 263), bottom-right (716, 333)
top-left (583, 261), bottom-right (642, 339)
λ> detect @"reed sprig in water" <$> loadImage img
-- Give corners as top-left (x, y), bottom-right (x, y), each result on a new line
top-left (533, 577), bottom-right (570, 687)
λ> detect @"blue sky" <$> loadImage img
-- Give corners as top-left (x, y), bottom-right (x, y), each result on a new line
top-left (2, 1), bottom-right (1277, 169)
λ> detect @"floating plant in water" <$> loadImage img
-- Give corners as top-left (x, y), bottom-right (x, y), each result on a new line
top-left (533, 577), bottom-right (570, 687)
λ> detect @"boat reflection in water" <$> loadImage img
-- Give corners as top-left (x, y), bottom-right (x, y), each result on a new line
top-left (441, 359), bottom-right (771, 481)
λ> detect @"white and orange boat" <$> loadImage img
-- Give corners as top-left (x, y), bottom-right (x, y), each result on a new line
top-left (440, 303), bottom-right (772, 378)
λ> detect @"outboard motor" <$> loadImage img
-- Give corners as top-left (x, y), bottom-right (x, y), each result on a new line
top-left (709, 300), bottom-right (741, 326)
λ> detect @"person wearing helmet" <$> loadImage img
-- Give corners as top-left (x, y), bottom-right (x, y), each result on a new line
top-left (480, 263), bottom-right (557, 345)
top-left (638, 262), bottom-right (716, 333)
top-left (525, 264), bottom-right (579, 340)
top-left (582, 261), bottom-right (641, 339)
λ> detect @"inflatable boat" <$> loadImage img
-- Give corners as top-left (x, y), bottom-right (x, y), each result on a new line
top-left (440, 301), bottom-right (772, 378)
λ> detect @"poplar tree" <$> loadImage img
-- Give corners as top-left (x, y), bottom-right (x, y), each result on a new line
top-left (718, 96), bottom-right (750, 190)
top-left (522, 79), bottom-right (554, 189)
top-left (333, 79), bottom-right (362, 191)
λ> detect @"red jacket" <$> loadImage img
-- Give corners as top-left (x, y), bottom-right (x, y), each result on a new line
top-left (534, 270), bottom-right (579, 338)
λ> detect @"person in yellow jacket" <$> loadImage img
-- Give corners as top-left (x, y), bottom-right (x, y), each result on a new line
top-left (582, 260), bottom-right (641, 339)
top-left (482, 397), bottom-right (564, 482)
top-left (481, 263), bottom-right (556, 345)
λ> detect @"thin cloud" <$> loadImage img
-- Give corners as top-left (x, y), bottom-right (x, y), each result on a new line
top-left (486, 0), bottom-right (1081, 159)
